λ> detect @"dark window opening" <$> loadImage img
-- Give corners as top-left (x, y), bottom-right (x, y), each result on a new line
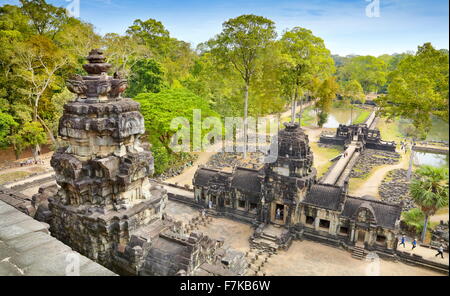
top-left (319, 219), bottom-right (330, 229)
top-left (275, 204), bottom-right (284, 221)
top-left (238, 200), bottom-right (246, 209)
top-left (376, 235), bottom-right (386, 243)
top-left (250, 203), bottom-right (258, 211)
top-left (306, 216), bottom-right (315, 225)
top-left (340, 226), bottom-right (349, 235)
top-left (225, 199), bottom-right (231, 206)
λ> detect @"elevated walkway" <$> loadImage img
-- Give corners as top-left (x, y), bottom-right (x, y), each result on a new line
top-left (322, 143), bottom-right (359, 185)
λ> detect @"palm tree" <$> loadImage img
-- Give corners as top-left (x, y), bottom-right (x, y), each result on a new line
top-left (410, 165), bottom-right (449, 242)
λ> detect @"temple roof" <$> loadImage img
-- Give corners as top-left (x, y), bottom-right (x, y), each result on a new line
top-left (193, 168), bottom-right (220, 187)
top-left (230, 167), bottom-right (261, 193)
top-left (342, 196), bottom-right (402, 229)
top-left (302, 184), bottom-right (343, 211)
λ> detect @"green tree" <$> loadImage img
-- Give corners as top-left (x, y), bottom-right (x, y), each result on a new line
top-left (401, 208), bottom-right (435, 237)
top-left (410, 165), bottom-right (449, 242)
top-left (20, 0), bottom-right (69, 38)
top-left (135, 88), bottom-right (218, 154)
top-left (207, 14), bottom-right (276, 157)
top-left (376, 43), bottom-right (449, 137)
top-left (341, 80), bottom-right (364, 124)
top-left (126, 18), bottom-right (170, 56)
top-left (0, 111), bottom-right (17, 148)
top-left (14, 121), bottom-right (47, 161)
top-left (337, 55), bottom-right (387, 93)
top-left (14, 35), bottom-right (68, 144)
top-left (103, 33), bottom-right (151, 76)
top-left (126, 58), bottom-right (166, 97)
top-left (280, 27), bottom-right (334, 122)
top-left (315, 77), bottom-right (339, 127)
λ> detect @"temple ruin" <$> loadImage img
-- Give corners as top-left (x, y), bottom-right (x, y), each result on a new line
top-left (193, 122), bottom-right (402, 256)
top-left (40, 49), bottom-right (247, 276)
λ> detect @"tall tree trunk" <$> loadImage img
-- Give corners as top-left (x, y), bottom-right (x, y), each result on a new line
top-left (243, 83), bottom-right (249, 159)
top-left (421, 214), bottom-right (429, 243)
top-left (32, 144), bottom-right (39, 163)
top-left (37, 115), bottom-right (57, 148)
top-left (290, 93), bottom-right (296, 124)
top-left (407, 149), bottom-right (414, 180)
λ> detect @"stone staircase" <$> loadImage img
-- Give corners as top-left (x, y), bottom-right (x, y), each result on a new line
top-left (250, 224), bottom-right (293, 252)
top-left (244, 247), bottom-right (274, 276)
top-left (352, 245), bottom-right (366, 260)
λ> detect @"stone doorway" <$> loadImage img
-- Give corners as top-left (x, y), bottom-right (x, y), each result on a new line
top-left (356, 230), bottom-right (366, 246)
top-left (271, 203), bottom-right (287, 225)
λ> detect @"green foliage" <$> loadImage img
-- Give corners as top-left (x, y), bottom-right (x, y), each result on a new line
top-left (280, 27), bottom-right (335, 92)
top-left (208, 14), bottom-right (277, 85)
top-left (0, 111), bottom-right (17, 148)
top-left (152, 145), bottom-right (170, 175)
top-left (402, 208), bottom-right (435, 235)
top-left (341, 79), bottom-right (365, 103)
top-left (317, 112), bottom-right (329, 128)
top-left (337, 55), bottom-right (387, 93)
top-left (376, 43), bottom-right (449, 138)
top-left (315, 76), bottom-right (339, 126)
top-left (410, 165), bottom-right (449, 241)
top-left (126, 58), bottom-right (166, 97)
top-left (135, 88), bottom-right (218, 153)
top-left (410, 165), bottom-right (449, 216)
top-left (19, 121), bottom-right (47, 148)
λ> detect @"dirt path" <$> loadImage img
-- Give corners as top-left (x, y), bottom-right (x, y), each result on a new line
top-left (3, 171), bottom-right (55, 189)
top-left (350, 151), bottom-right (410, 198)
top-left (431, 214), bottom-right (449, 223)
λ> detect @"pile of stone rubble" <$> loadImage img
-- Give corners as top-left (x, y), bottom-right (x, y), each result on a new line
top-left (379, 169), bottom-right (417, 211)
top-left (350, 149), bottom-right (400, 178)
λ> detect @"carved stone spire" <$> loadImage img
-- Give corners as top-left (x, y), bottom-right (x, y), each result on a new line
top-left (83, 49), bottom-right (111, 75)
top-left (67, 49), bottom-right (127, 102)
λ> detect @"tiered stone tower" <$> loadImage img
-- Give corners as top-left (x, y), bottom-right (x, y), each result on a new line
top-left (48, 49), bottom-right (168, 268)
top-left (260, 122), bottom-right (317, 225)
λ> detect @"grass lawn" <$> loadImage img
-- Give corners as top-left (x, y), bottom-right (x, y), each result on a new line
top-left (436, 207), bottom-right (449, 215)
top-left (352, 109), bottom-right (371, 124)
top-left (310, 142), bottom-right (343, 177)
top-left (376, 117), bottom-right (404, 142)
top-left (0, 171), bottom-right (31, 185)
top-left (281, 106), bottom-right (316, 127)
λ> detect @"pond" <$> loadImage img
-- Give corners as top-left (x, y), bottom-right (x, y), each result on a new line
top-left (308, 107), bottom-right (367, 128)
top-left (397, 116), bottom-right (449, 142)
top-left (413, 152), bottom-right (449, 168)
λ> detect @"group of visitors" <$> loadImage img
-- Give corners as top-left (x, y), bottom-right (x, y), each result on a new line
top-left (19, 158), bottom-right (44, 166)
top-left (398, 235), bottom-right (446, 259)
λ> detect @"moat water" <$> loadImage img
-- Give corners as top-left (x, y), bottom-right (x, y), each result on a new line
top-left (414, 152), bottom-right (449, 168)
top-left (309, 107), bottom-right (367, 128)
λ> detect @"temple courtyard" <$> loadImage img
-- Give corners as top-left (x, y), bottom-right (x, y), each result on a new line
top-left (165, 200), bottom-right (446, 276)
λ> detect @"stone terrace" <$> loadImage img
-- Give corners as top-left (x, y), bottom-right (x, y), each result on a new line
top-left (0, 200), bottom-right (116, 276)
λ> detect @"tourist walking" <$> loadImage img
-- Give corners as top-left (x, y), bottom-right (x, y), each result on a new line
top-left (435, 245), bottom-right (445, 259)
top-left (412, 238), bottom-right (417, 250)
top-left (399, 235), bottom-right (406, 248)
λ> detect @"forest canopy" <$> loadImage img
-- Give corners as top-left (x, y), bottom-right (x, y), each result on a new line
top-left (0, 0), bottom-right (448, 174)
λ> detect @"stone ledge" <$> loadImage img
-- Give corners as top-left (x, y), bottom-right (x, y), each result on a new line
top-left (0, 200), bottom-right (116, 276)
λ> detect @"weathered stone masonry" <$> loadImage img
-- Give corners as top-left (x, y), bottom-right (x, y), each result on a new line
top-left (45, 49), bottom-right (246, 276)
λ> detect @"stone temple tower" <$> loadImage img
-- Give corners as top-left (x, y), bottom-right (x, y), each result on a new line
top-left (48, 49), bottom-right (168, 268)
top-left (260, 122), bottom-right (316, 226)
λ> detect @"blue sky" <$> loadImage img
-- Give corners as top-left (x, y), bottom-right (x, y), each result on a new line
top-left (1, 0), bottom-right (448, 56)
